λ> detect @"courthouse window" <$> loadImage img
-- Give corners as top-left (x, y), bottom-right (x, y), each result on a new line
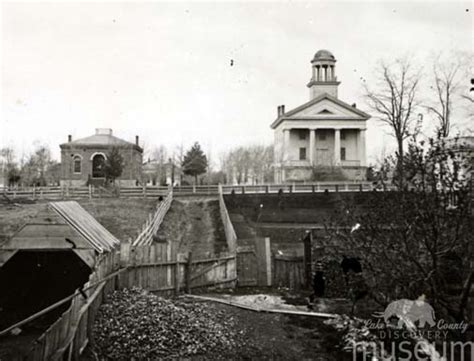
top-left (73, 156), bottom-right (82, 173)
top-left (299, 147), bottom-right (307, 160)
top-left (341, 147), bottom-right (346, 161)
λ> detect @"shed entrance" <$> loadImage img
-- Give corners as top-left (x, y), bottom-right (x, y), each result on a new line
top-left (0, 250), bottom-right (90, 330)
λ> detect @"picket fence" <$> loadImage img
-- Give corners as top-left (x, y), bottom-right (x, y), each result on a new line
top-left (23, 242), bottom-right (236, 360)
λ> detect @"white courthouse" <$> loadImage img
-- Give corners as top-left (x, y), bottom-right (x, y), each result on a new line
top-left (272, 50), bottom-right (370, 182)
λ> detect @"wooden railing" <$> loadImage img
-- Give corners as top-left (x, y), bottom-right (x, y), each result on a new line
top-left (2, 185), bottom-right (170, 200)
top-left (132, 189), bottom-right (173, 246)
top-left (218, 184), bottom-right (237, 252)
top-left (220, 182), bottom-right (374, 194)
top-left (2, 182), bottom-right (378, 201)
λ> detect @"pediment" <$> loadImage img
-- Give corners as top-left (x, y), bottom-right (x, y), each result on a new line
top-left (289, 98), bottom-right (364, 118)
top-left (271, 93), bottom-right (370, 129)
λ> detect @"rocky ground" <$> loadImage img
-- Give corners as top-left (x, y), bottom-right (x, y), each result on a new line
top-left (86, 287), bottom-right (351, 361)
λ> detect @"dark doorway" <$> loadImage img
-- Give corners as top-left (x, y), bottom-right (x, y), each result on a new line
top-left (92, 154), bottom-right (106, 178)
top-left (0, 250), bottom-right (91, 330)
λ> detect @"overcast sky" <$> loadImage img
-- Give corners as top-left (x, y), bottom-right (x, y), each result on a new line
top-left (1, 1), bottom-right (472, 167)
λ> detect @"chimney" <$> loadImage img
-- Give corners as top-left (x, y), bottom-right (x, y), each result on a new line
top-left (281, 104), bottom-right (285, 114)
top-left (352, 103), bottom-right (357, 108)
top-left (96, 128), bottom-right (113, 135)
top-left (68, 135), bottom-right (72, 142)
top-left (277, 105), bottom-right (281, 117)
top-left (135, 135), bottom-right (139, 146)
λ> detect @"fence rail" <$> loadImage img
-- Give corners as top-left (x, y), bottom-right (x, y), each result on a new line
top-left (2, 182), bottom-right (378, 201)
top-left (132, 190), bottom-right (173, 246)
top-left (218, 184), bottom-right (237, 252)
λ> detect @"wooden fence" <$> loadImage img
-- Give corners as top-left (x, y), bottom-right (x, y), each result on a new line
top-left (236, 238), bottom-right (306, 289)
top-left (2, 182), bottom-right (377, 201)
top-left (272, 254), bottom-right (305, 290)
top-left (22, 242), bottom-right (236, 360)
top-left (2, 185), bottom-right (170, 201)
top-left (218, 184), bottom-right (237, 252)
top-left (132, 190), bottom-right (173, 246)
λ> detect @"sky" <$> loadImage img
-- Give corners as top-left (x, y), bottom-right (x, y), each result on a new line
top-left (1, 1), bottom-right (472, 167)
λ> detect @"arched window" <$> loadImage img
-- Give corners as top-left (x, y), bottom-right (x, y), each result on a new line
top-left (92, 154), bottom-right (106, 178)
top-left (73, 155), bottom-right (82, 174)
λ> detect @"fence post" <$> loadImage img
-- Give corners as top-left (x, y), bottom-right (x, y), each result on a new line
top-left (143, 185), bottom-right (146, 198)
top-left (266, 185), bottom-right (269, 194)
top-left (303, 232), bottom-right (312, 288)
top-left (242, 186), bottom-right (245, 194)
top-left (193, 185), bottom-right (196, 194)
top-left (312, 184), bottom-right (315, 193)
top-left (175, 254), bottom-right (181, 295)
top-left (255, 237), bottom-right (272, 286)
top-left (185, 252), bottom-right (193, 294)
top-left (359, 183), bottom-right (363, 192)
top-left (335, 184), bottom-right (339, 193)
top-left (345, 183), bottom-right (349, 191)
top-left (32, 185), bottom-right (36, 200)
top-left (88, 184), bottom-right (92, 199)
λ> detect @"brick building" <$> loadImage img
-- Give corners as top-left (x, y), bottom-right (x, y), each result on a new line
top-left (59, 128), bottom-right (143, 187)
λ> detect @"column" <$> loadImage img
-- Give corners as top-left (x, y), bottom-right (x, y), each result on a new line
top-left (309, 129), bottom-right (315, 164)
top-left (334, 129), bottom-right (341, 165)
top-left (283, 129), bottom-right (291, 163)
top-left (316, 66), bottom-right (320, 81)
top-left (358, 129), bottom-right (366, 166)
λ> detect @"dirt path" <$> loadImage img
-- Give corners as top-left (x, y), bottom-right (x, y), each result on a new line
top-left (195, 302), bottom-right (350, 360)
top-left (155, 197), bottom-right (227, 258)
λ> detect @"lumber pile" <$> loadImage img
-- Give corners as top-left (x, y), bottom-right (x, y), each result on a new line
top-left (91, 288), bottom-right (246, 359)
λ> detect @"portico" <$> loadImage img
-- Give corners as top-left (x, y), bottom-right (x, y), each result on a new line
top-left (281, 127), bottom-right (366, 167)
top-left (271, 50), bottom-right (370, 182)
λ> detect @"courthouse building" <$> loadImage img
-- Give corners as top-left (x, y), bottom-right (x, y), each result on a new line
top-left (60, 128), bottom-right (143, 187)
top-left (271, 50), bottom-right (370, 182)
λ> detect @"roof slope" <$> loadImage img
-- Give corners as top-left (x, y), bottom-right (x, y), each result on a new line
top-left (60, 133), bottom-right (142, 152)
top-left (271, 93), bottom-right (370, 129)
top-left (49, 201), bottom-right (120, 253)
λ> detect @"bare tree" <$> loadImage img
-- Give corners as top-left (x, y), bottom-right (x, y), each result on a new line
top-left (365, 58), bottom-right (421, 187)
top-left (323, 136), bottom-right (472, 322)
top-left (426, 57), bottom-right (463, 138)
top-left (0, 147), bottom-right (21, 186)
top-left (221, 145), bottom-right (273, 185)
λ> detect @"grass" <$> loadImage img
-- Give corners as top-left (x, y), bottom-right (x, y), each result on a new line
top-left (77, 198), bottom-right (158, 242)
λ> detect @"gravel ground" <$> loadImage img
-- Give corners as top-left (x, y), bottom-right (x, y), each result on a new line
top-left (86, 287), bottom-right (351, 361)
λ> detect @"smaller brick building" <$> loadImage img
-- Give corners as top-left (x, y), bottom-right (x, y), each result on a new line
top-left (59, 128), bottom-right (143, 187)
